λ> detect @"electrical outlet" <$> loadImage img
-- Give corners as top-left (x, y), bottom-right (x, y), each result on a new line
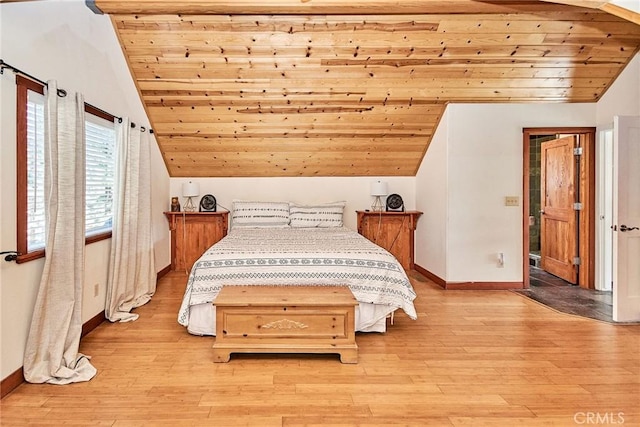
top-left (497, 252), bottom-right (505, 268)
top-left (94, 283), bottom-right (99, 297)
top-left (505, 196), bottom-right (520, 206)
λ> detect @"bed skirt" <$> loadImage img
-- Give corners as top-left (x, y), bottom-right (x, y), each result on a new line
top-left (186, 301), bottom-right (394, 336)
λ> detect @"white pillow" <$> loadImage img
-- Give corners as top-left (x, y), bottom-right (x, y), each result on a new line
top-left (289, 201), bottom-right (346, 228)
top-left (231, 201), bottom-right (290, 228)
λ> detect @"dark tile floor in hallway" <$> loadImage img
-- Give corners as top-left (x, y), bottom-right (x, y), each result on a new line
top-left (513, 266), bottom-right (614, 322)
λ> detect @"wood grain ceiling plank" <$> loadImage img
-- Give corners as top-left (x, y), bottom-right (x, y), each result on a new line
top-left (318, 56), bottom-right (629, 67)
top-left (128, 66), bottom-right (469, 80)
top-left (165, 151), bottom-right (421, 163)
top-left (153, 124), bottom-right (434, 135)
top-left (125, 55), bottom-right (629, 68)
top-left (437, 19), bottom-right (640, 34)
top-left (112, 11), bottom-right (629, 24)
top-left (165, 159), bottom-right (420, 175)
top-left (122, 45), bottom-right (623, 61)
top-left (155, 131), bottom-right (433, 138)
top-left (465, 66), bottom-right (620, 78)
top-left (135, 77), bottom-right (614, 90)
top-left (152, 113), bottom-right (438, 124)
top-left (152, 120), bottom-right (438, 130)
top-left (116, 17), bottom-right (640, 38)
top-left (136, 77), bottom-right (611, 90)
top-left (157, 139), bottom-right (429, 152)
top-left (167, 167), bottom-right (416, 177)
top-left (164, 156), bottom-right (424, 169)
top-left (147, 104), bottom-right (443, 115)
top-left (141, 98), bottom-right (445, 107)
top-left (119, 31), bottom-right (551, 47)
top-left (129, 64), bottom-right (621, 80)
top-left (139, 88), bottom-right (603, 101)
top-left (150, 112), bottom-right (440, 124)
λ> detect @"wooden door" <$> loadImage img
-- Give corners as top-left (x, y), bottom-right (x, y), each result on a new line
top-left (540, 136), bottom-right (578, 284)
top-left (613, 116), bottom-right (640, 322)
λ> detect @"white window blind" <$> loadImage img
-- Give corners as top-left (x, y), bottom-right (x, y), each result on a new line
top-left (26, 90), bottom-right (46, 252)
top-left (24, 90), bottom-right (116, 248)
top-left (85, 114), bottom-right (115, 237)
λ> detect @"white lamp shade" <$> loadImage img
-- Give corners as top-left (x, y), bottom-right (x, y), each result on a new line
top-left (370, 180), bottom-right (388, 196)
top-left (182, 181), bottom-right (200, 197)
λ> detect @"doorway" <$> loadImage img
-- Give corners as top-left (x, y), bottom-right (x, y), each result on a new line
top-left (523, 128), bottom-right (596, 290)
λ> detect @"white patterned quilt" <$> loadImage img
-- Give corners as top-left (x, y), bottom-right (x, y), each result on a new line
top-left (177, 227), bottom-right (417, 327)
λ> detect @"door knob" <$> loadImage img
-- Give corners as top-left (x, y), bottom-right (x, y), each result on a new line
top-left (619, 224), bottom-right (639, 232)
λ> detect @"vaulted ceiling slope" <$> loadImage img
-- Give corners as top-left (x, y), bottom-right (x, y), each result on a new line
top-left (93, 0), bottom-right (640, 177)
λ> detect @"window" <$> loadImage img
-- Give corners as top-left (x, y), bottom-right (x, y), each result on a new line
top-left (17, 76), bottom-right (46, 262)
top-left (85, 108), bottom-right (116, 239)
top-left (25, 88), bottom-right (46, 252)
top-left (16, 76), bottom-right (117, 262)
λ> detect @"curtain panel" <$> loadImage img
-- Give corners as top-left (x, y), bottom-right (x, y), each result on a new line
top-left (23, 80), bottom-right (96, 384)
top-left (105, 118), bottom-right (156, 322)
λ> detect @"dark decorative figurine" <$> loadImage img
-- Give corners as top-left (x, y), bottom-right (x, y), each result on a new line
top-left (170, 196), bottom-right (181, 212)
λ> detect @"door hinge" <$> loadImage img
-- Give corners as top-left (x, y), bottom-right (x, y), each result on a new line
top-left (573, 257), bottom-right (581, 266)
top-left (573, 147), bottom-right (583, 156)
top-left (573, 202), bottom-right (583, 211)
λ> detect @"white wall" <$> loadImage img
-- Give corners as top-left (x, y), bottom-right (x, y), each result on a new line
top-left (594, 52), bottom-right (640, 292)
top-left (416, 103), bottom-right (596, 283)
top-left (597, 52), bottom-right (640, 125)
top-left (611, 1), bottom-right (640, 13)
top-left (0, 1), bottom-right (170, 380)
top-left (415, 109), bottom-right (449, 279)
top-left (421, 52), bottom-right (638, 285)
top-left (168, 177), bottom-right (417, 231)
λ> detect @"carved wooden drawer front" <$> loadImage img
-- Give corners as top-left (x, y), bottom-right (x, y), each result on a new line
top-left (213, 286), bottom-right (358, 363)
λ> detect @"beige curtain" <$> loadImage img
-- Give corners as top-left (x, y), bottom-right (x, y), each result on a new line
top-left (23, 80), bottom-right (96, 384)
top-left (105, 118), bottom-right (156, 322)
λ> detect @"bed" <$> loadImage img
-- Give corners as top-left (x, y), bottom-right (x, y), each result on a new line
top-left (177, 201), bottom-right (418, 335)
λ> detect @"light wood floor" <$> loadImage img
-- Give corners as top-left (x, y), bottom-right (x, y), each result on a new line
top-left (2, 271), bottom-right (639, 426)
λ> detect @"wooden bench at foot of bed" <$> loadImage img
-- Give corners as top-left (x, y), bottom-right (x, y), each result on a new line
top-left (212, 285), bottom-right (358, 363)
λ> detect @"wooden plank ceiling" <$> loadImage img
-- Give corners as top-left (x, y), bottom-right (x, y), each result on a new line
top-left (94, 0), bottom-right (640, 177)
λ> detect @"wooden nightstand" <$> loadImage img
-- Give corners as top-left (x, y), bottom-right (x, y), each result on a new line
top-left (164, 211), bottom-right (229, 272)
top-left (356, 210), bottom-right (422, 271)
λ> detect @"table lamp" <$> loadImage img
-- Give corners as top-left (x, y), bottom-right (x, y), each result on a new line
top-left (182, 181), bottom-right (200, 212)
top-left (370, 180), bottom-right (388, 212)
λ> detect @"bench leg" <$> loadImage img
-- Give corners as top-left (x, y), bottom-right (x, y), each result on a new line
top-left (339, 349), bottom-right (358, 364)
top-left (213, 350), bottom-right (231, 363)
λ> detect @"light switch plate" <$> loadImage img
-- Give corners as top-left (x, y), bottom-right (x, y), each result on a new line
top-left (505, 196), bottom-right (520, 206)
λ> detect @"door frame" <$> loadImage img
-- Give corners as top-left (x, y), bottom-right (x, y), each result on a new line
top-left (522, 127), bottom-right (596, 289)
top-left (596, 127), bottom-right (614, 291)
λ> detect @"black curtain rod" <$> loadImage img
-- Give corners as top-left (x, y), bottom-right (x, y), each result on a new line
top-left (0, 59), bottom-right (153, 134)
top-left (0, 250), bottom-right (19, 262)
top-left (0, 59), bottom-right (67, 97)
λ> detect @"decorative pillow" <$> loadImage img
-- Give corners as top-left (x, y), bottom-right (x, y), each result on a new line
top-left (289, 201), bottom-right (346, 228)
top-left (231, 201), bottom-right (290, 228)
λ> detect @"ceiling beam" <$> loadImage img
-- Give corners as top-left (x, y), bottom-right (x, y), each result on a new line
top-left (91, 0), bottom-right (587, 15)
top-left (538, 0), bottom-right (607, 6)
top-left (600, 2), bottom-right (640, 25)
top-left (539, 0), bottom-right (640, 24)
top-left (91, 0), bottom-right (640, 25)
